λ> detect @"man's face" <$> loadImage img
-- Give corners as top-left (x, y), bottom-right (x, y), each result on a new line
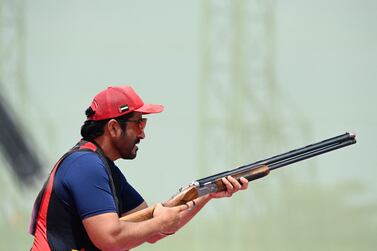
top-left (114, 112), bottom-right (146, 160)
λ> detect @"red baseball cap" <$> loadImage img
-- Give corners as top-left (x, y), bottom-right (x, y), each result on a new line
top-left (87, 86), bottom-right (164, 121)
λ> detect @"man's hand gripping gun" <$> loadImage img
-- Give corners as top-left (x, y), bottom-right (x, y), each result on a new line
top-left (120, 132), bottom-right (356, 222)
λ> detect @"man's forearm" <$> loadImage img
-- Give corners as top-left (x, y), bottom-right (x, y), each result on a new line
top-left (83, 212), bottom-right (167, 251)
top-left (112, 217), bottom-right (166, 250)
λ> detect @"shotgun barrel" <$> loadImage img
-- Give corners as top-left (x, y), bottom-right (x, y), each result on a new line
top-left (196, 132), bottom-right (356, 185)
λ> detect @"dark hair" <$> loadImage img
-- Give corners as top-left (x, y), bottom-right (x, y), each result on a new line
top-left (80, 107), bottom-right (133, 141)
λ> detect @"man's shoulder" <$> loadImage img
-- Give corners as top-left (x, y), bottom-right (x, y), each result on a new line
top-left (58, 150), bottom-right (105, 174)
top-left (64, 150), bottom-right (102, 163)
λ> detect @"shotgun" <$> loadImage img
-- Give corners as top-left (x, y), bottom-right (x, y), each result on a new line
top-left (120, 132), bottom-right (356, 222)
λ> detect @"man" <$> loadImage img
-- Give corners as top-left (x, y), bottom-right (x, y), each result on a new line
top-left (30, 86), bottom-right (248, 250)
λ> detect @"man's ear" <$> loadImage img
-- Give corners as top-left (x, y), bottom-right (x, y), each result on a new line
top-left (107, 119), bottom-right (121, 138)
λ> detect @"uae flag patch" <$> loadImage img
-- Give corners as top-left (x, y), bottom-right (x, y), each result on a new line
top-left (120, 105), bottom-right (129, 112)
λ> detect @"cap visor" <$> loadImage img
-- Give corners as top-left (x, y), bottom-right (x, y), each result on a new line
top-left (135, 104), bottom-right (164, 114)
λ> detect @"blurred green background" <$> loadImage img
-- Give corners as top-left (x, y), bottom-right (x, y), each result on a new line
top-left (0, 0), bottom-right (376, 250)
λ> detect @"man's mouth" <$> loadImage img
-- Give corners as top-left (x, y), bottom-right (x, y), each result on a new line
top-left (134, 141), bottom-right (140, 152)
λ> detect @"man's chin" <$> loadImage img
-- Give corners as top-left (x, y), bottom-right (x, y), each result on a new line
top-left (121, 145), bottom-right (139, 160)
top-left (122, 153), bottom-right (137, 160)
top-left (122, 149), bottom-right (138, 160)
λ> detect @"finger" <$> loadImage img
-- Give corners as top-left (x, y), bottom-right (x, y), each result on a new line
top-left (227, 176), bottom-right (242, 190)
top-left (222, 177), bottom-right (234, 196)
top-left (239, 177), bottom-right (249, 190)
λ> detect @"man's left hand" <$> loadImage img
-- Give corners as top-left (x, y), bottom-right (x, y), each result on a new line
top-left (210, 176), bottom-right (248, 199)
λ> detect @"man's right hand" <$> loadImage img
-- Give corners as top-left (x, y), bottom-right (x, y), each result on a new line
top-left (152, 203), bottom-right (189, 235)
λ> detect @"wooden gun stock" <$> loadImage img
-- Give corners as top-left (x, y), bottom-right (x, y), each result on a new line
top-left (120, 206), bottom-right (156, 222)
top-left (120, 185), bottom-right (199, 222)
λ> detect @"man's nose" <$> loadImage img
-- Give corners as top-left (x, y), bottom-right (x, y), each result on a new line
top-left (138, 129), bottom-right (145, 139)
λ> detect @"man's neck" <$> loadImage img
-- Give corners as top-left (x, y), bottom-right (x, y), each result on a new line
top-left (92, 137), bottom-right (119, 161)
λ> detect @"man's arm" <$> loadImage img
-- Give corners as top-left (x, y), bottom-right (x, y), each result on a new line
top-left (83, 176), bottom-right (248, 250)
top-left (83, 203), bottom-right (187, 251)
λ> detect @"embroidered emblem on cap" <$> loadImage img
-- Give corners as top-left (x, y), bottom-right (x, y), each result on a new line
top-left (119, 105), bottom-right (129, 113)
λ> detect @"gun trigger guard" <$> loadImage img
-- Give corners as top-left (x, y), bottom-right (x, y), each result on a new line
top-left (187, 200), bottom-right (196, 211)
top-left (182, 200), bottom-right (196, 211)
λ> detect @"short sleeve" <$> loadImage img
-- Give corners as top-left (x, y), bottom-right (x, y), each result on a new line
top-left (60, 152), bottom-right (117, 219)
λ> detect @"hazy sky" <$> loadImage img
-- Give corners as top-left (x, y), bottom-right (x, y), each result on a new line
top-left (1, 0), bottom-right (376, 250)
top-left (13, 0), bottom-right (375, 194)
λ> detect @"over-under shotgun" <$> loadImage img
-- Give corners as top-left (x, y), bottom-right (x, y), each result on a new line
top-left (120, 132), bottom-right (356, 222)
